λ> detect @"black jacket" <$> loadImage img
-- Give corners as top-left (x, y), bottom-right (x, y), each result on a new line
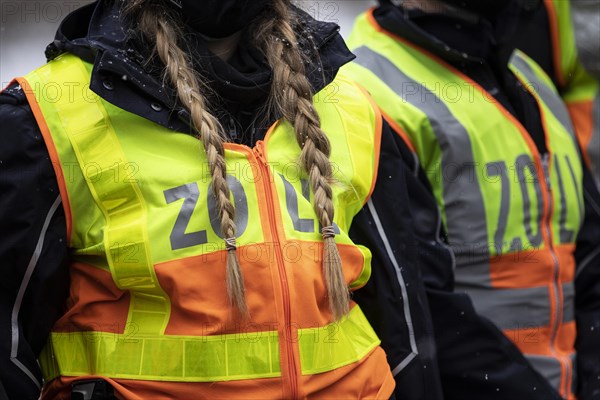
top-left (0, 1), bottom-right (448, 399)
top-left (371, 4), bottom-right (600, 400)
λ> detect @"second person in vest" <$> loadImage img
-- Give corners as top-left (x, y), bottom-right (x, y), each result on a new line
top-left (343, 0), bottom-right (600, 399)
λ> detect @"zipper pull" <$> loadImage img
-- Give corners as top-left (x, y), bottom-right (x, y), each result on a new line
top-left (541, 153), bottom-right (552, 192)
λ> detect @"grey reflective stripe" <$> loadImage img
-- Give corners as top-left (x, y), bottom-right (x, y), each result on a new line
top-left (511, 51), bottom-right (576, 139)
top-left (11, 195), bottom-right (62, 389)
top-left (410, 152), bottom-right (420, 177)
top-left (562, 282), bottom-right (575, 323)
top-left (280, 174), bottom-right (315, 233)
top-left (366, 199), bottom-right (417, 375)
top-left (208, 175), bottom-right (249, 239)
top-left (459, 286), bottom-right (550, 330)
top-left (453, 251), bottom-right (491, 289)
top-left (354, 46), bottom-right (489, 271)
top-left (590, 93), bottom-right (600, 189)
top-left (555, 154), bottom-right (575, 243)
top-left (165, 183), bottom-right (208, 250)
top-left (527, 355), bottom-right (563, 395)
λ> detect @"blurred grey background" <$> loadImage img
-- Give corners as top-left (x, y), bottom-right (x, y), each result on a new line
top-left (0, 0), bottom-right (375, 86)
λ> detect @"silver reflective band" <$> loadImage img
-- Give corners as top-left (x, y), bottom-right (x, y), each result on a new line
top-left (169, 0), bottom-right (183, 9)
top-left (510, 52), bottom-right (576, 139)
top-left (460, 285), bottom-right (551, 330)
top-left (458, 283), bottom-right (575, 330)
top-left (366, 199), bottom-right (418, 375)
top-left (527, 354), bottom-right (564, 395)
top-left (353, 46), bottom-right (489, 267)
top-left (11, 195), bottom-right (62, 389)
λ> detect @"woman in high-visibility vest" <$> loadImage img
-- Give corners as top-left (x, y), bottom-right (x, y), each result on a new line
top-left (0, 0), bottom-right (450, 398)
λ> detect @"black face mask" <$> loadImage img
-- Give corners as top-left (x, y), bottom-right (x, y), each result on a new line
top-left (437, 0), bottom-right (510, 19)
top-left (167, 0), bottom-right (271, 38)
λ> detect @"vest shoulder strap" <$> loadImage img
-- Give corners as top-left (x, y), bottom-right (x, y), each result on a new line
top-left (22, 53), bottom-right (170, 336)
top-left (321, 73), bottom-right (382, 205)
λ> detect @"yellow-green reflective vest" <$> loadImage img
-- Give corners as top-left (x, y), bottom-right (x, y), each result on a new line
top-left (18, 53), bottom-right (394, 399)
top-left (544, 0), bottom-right (600, 190)
top-left (343, 10), bottom-right (584, 399)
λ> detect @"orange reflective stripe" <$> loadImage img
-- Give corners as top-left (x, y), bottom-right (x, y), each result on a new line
top-left (556, 320), bottom-right (577, 353)
top-left (567, 100), bottom-right (595, 168)
top-left (488, 244), bottom-right (575, 289)
top-left (152, 246), bottom-right (277, 336)
top-left (50, 262), bottom-right (130, 334)
top-left (555, 244), bottom-right (576, 284)
top-left (503, 320), bottom-right (576, 357)
top-left (489, 251), bottom-right (553, 289)
top-left (504, 325), bottom-right (552, 356)
top-left (381, 109), bottom-right (416, 154)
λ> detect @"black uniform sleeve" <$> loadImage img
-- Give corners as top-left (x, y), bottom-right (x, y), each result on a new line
top-left (0, 85), bottom-right (70, 400)
top-left (352, 117), bottom-right (563, 400)
top-left (574, 165), bottom-right (600, 400)
top-left (0, 380), bottom-right (8, 400)
top-left (350, 119), bottom-right (444, 400)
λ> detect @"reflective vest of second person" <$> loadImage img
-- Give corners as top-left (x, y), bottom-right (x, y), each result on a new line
top-left (343, 10), bottom-right (584, 400)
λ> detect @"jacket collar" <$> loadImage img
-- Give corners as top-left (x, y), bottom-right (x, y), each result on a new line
top-left (371, 3), bottom-right (522, 66)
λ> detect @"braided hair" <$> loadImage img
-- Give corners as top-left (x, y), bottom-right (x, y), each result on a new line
top-left (123, 0), bottom-right (349, 320)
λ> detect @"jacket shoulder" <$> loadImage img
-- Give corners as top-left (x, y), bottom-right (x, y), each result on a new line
top-left (0, 83), bottom-right (27, 105)
top-left (0, 82), bottom-right (46, 161)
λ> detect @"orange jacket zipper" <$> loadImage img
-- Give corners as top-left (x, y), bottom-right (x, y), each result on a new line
top-left (502, 69), bottom-right (572, 397)
top-left (253, 140), bottom-right (299, 399)
top-left (539, 153), bottom-right (571, 397)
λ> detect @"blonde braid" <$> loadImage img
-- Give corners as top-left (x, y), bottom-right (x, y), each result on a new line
top-left (257, 1), bottom-right (350, 320)
top-left (127, 2), bottom-right (248, 317)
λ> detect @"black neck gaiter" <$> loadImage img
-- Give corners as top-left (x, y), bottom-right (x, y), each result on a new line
top-left (167, 0), bottom-right (272, 38)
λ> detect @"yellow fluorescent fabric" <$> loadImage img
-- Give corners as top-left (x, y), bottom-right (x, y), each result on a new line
top-left (23, 53), bottom-right (383, 384)
top-left (40, 330), bottom-right (281, 382)
top-left (298, 306), bottom-right (380, 375)
top-left (40, 306), bottom-right (378, 382)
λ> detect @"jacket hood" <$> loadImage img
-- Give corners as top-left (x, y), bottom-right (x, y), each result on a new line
top-left (46, 0), bottom-right (355, 138)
